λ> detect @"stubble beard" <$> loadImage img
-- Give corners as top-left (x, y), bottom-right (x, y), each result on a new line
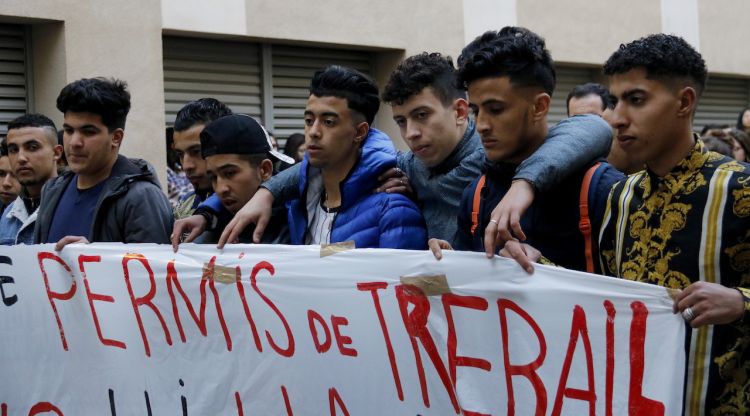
top-left (18, 176), bottom-right (45, 188)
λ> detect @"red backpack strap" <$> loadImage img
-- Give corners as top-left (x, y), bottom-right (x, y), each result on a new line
top-left (579, 163), bottom-right (601, 273)
top-left (470, 175), bottom-right (486, 235)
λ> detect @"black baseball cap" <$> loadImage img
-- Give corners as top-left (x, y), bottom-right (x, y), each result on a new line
top-left (200, 114), bottom-right (295, 164)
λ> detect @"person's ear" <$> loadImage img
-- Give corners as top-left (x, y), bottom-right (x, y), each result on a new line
top-left (52, 144), bottom-right (63, 162)
top-left (353, 121), bottom-right (369, 144)
top-left (453, 98), bottom-right (470, 125)
top-left (260, 159), bottom-right (274, 181)
top-left (111, 128), bottom-right (124, 148)
top-left (676, 86), bottom-right (697, 118)
top-left (531, 93), bottom-right (551, 122)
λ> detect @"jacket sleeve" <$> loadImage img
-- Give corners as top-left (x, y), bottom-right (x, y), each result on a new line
top-left (589, 163), bottom-right (625, 236)
top-left (514, 114), bottom-right (613, 192)
top-left (261, 162), bottom-right (302, 201)
top-left (122, 183), bottom-right (174, 244)
top-left (596, 182), bottom-right (622, 277)
top-left (197, 193), bottom-right (224, 213)
top-left (0, 203), bottom-right (16, 245)
top-left (377, 195), bottom-right (428, 250)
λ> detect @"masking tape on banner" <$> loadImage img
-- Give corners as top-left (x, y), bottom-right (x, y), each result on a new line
top-left (202, 263), bottom-right (238, 284)
top-left (400, 274), bottom-right (451, 296)
top-left (320, 241), bottom-right (356, 257)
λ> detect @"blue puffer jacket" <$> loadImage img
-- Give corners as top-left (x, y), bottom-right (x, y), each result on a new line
top-left (287, 128), bottom-right (427, 249)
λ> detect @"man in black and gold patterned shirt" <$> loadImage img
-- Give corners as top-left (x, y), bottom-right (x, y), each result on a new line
top-left (599, 34), bottom-right (750, 415)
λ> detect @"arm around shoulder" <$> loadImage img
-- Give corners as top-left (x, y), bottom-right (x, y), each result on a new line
top-left (515, 114), bottom-right (613, 192)
top-left (263, 162), bottom-right (302, 201)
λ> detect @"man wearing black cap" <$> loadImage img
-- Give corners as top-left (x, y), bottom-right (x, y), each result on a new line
top-left (196, 114), bottom-right (293, 244)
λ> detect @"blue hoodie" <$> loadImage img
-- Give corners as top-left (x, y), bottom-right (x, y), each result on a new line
top-left (287, 128), bottom-right (427, 249)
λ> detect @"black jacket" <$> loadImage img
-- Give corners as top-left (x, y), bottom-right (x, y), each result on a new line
top-left (35, 155), bottom-right (174, 244)
top-left (456, 159), bottom-right (624, 273)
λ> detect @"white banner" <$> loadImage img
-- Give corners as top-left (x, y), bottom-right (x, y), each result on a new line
top-left (0, 244), bottom-right (685, 415)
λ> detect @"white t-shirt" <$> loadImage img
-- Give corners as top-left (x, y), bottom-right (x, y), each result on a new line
top-left (305, 198), bottom-right (339, 245)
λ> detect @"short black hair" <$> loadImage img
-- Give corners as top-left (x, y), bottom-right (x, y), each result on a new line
top-left (737, 108), bottom-right (750, 130)
top-left (457, 26), bottom-right (556, 95)
top-left (727, 128), bottom-right (750, 159)
top-left (701, 135), bottom-right (733, 157)
top-left (165, 127), bottom-right (180, 171)
top-left (56, 77), bottom-right (131, 131)
top-left (56, 129), bottom-right (67, 166)
top-left (309, 65), bottom-right (380, 125)
top-left (237, 153), bottom-right (270, 168)
top-left (700, 124), bottom-right (729, 136)
top-left (283, 133), bottom-right (305, 159)
top-left (603, 34), bottom-right (707, 97)
top-left (7, 113), bottom-right (58, 146)
top-left (382, 52), bottom-right (465, 106)
top-left (174, 98), bottom-right (233, 132)
top-left (8, 113), bottom-right (57, 132)
top-left (566, 83), bottom-right (610, 115)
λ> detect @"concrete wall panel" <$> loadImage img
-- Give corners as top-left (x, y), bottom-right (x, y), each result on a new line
top-left (699, 0), bottom-right (750, 75)
top-left (1, 0), bottom-right (167, 187)
top-left (1, 0), bottom-right (749, 191)
top-left (516, 0), bottom-right (661, 66)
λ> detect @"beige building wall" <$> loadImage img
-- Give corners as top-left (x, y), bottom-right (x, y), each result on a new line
top-left (161, 0), bottom-right (467, 147)
top-left (462, 0), bottom-right (662, 67)
top-left (463, 0), bottom-right (750, 75)
top-left (0, 0), bottom-right (167, 186)
top-left (1, 0), bottom-right (749, 185)
top-left (30, 23), bottom-right (66, 120)
top-left (162, 0), bottom-right (465, 56)
top-left (517, 0), bottom-right (662, 66)
top-left (698, 0), bottom-right (750, 75)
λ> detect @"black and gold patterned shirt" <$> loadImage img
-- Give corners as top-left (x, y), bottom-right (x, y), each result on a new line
top-left (599, 139), bottom-right (750, 415)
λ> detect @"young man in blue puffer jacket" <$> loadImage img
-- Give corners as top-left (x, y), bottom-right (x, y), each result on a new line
top-left (286, 65), bottom-right (426, 249)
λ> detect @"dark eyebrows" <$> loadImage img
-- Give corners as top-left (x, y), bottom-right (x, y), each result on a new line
top-left (479, 98), bottom-right (506, 107)
top-left (8, 136), bottom-right (50, 150)
top-left (620, 88), bottom-right (647, 100)
top-left (206, 163), bottom-right (243, 179)
top-left (62, 123), bottom-right (101, 131)
top-left (304, 110), bottom-right (339, 119)
top-left (321, 111), bottom-right (339, 119)
top-left (216, 163), bottom-right (241, 172)
top-left (22, 138), bottom-right (42, 147)
top-left (408, 106), bottom-right (432, 117)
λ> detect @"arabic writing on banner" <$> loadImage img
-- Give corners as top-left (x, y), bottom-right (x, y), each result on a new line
top-left (0, 244), bottom-right (685, 415)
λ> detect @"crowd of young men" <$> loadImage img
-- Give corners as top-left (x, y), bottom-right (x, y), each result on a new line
top-left (1, 27), bottom-right (748, 414)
